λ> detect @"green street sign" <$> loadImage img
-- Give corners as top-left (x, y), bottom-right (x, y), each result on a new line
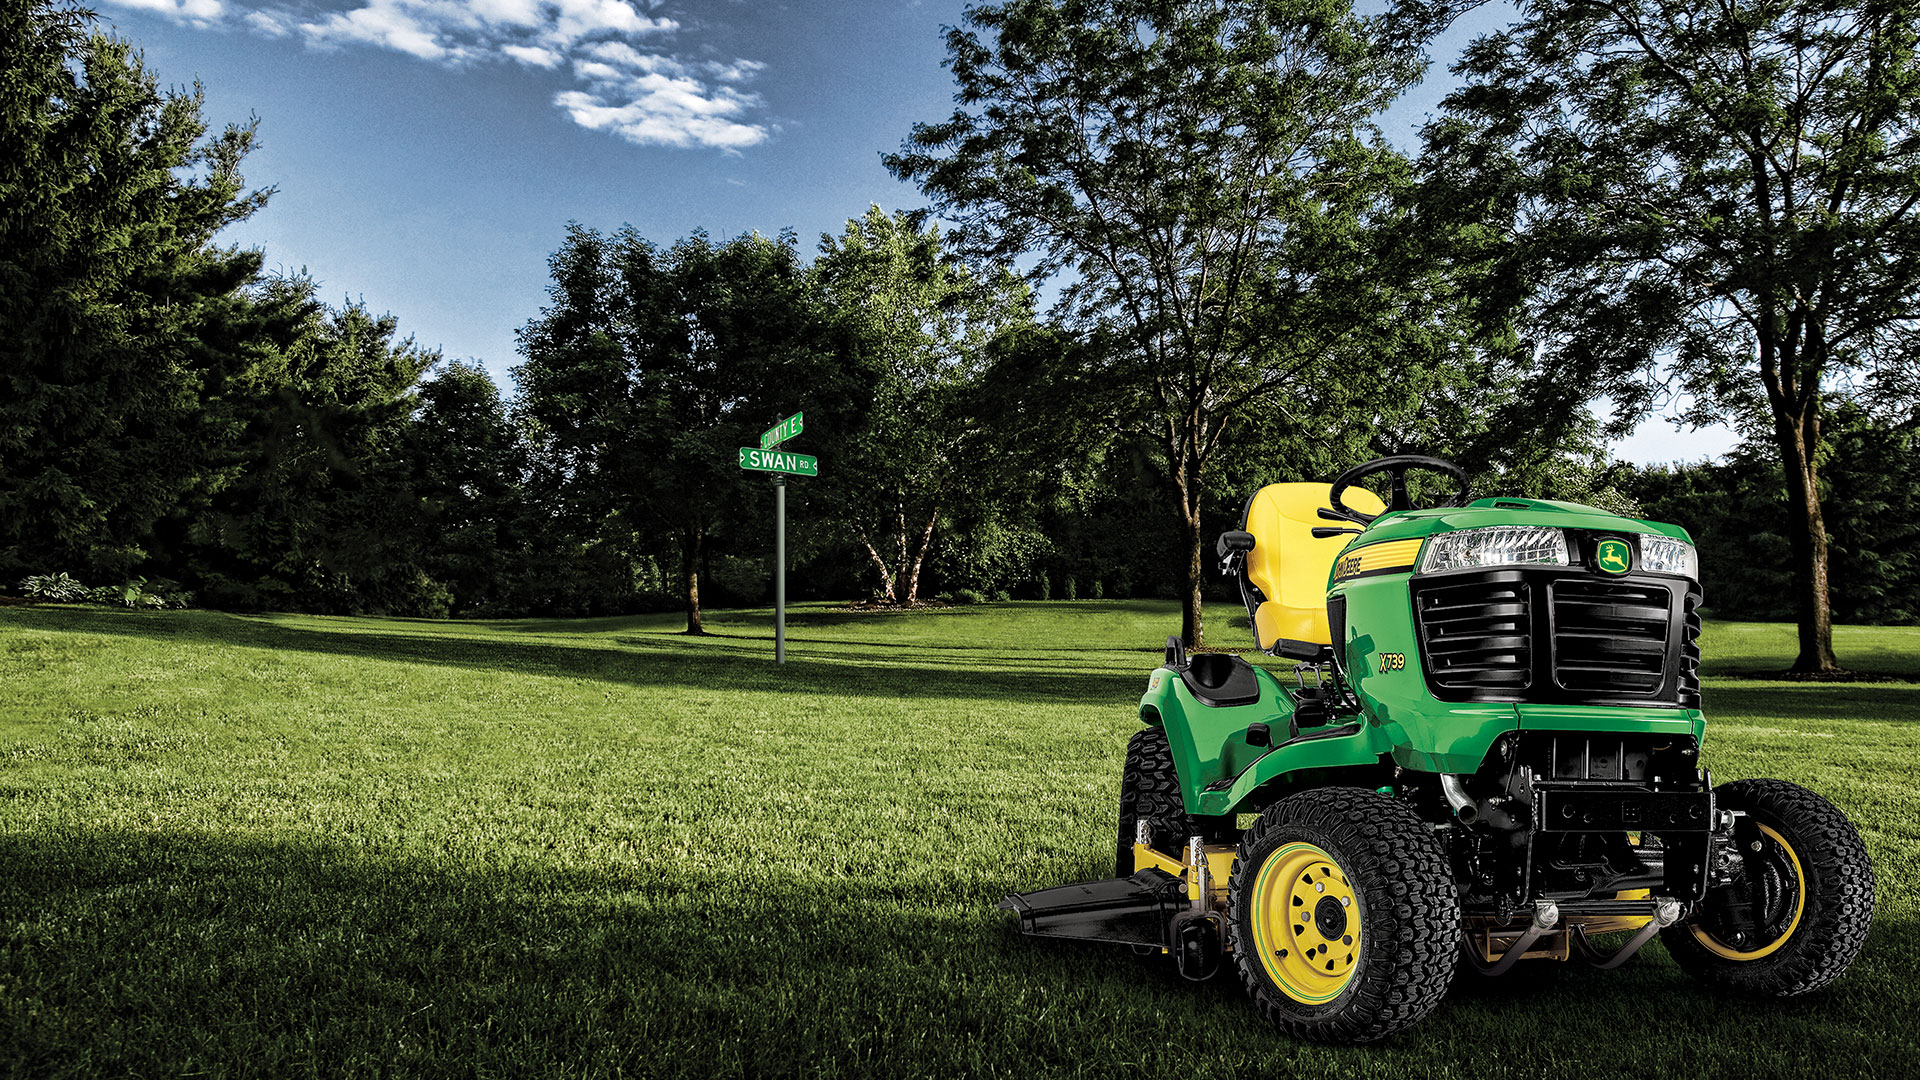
top-left (738, 446), bottom-right (818, 477)
top-left (760, 412), bottom-right (804, 450)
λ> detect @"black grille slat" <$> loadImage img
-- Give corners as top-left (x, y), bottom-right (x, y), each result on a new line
top-left (1417, 579), bottom-right (1531, 691)
top-left (1677, 591), bottom-right (1703, 707)
top-left (1550, 580), bottom-right (1672, 696)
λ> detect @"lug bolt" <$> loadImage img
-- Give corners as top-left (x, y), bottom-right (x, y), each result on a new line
top-left (1750, 841), bottom-right (1763, 852)
top-left (1315, 882), bottom-right (1325, 893)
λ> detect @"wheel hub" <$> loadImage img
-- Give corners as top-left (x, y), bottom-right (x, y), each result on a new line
top-left (1690, 822), bottom-right (1807, 961)
top-left (1250, 841), bottom-right (1362, 1003)
top-left (1314, 895), bottom-right (1347, 939)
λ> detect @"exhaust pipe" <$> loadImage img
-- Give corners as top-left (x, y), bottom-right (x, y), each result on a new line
top-left (1440, 774), bottom-right (1479, 824)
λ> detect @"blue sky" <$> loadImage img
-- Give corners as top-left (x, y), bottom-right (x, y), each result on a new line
top-left (98, 0), bottom-right (1734, 465)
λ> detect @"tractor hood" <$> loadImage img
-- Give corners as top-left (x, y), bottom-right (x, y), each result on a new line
top-left (1354, 498), bottom-right (1693, 546)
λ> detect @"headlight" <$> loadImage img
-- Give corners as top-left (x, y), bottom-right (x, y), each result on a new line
top-left (1419, 526), bottom-right (1570, 573)
top-left (1638, 535), bottom-right (1698, 578)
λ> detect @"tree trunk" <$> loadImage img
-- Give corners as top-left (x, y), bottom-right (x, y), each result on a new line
top-left (858, 534), bottom-right (898, 603)
top-left (1774, 410), bottom-right (1838, 673)
top-left (904, 509), bottom-right (938, 604)
top-left (1758, 305), bottom-right (1839, 674)
top-left (682, 520), bottom-right (705, 635)
top-left (1180, 507), bottom-right (1205, 648)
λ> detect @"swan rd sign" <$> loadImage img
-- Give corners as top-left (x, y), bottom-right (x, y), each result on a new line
top-left (737, 412), bottom-right (811, 662)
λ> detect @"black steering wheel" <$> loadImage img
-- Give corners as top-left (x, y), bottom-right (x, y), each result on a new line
top-left (1328, 454), bottom-right (1470, 524)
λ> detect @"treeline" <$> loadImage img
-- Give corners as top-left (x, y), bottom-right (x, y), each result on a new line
top-left (4, 0), bottom-right (1917, 645)
top-left (1629, 408), bottom-right (1920, 626)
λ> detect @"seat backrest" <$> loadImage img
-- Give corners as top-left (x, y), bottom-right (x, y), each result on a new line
top-left (1242, 482), bottom-right (1386, 649)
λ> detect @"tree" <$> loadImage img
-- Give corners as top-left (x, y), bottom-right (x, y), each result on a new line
top-left (0, 0), bottom-right (271, 583)
top-left (1415, 0), bottom-right (1920, 671)
top-left (187, 281), bottom-right (438, 614)
top-left (516, 226), bottom-right (864, 633)
top-left (1626, 405), bottom-right (1920, 627)
top-left (411, 360), bottom-right (528, 616)
top-left (811, 206), bottom-right (1035, 605)
top-left (890, 0), bottom-right (1432, 644)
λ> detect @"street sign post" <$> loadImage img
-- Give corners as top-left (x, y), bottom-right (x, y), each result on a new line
top-left (737, 417), bottom-right (817, 664)
top-left (737, 446), bottom-right (818, 477)
top-left (760, 412), bottom-right (803, 450)
top-left (774, 476), bottom-right (786, 663)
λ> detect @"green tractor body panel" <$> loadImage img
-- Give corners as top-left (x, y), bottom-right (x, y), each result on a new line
top-left (1355, 497), bottom-right (1695, 546)
top-left (1155, 496), bottom-right (1707, 811)
top-left (1139, 667), bottom-right (1391, 816)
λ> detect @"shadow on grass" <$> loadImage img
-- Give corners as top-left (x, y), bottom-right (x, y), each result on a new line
top-left (0, 607), bottom-right (1149, 707)
top-left (3, 828), bottom-right (1907, 1080)
top-left (1701, 683), bottom-right (1920, 724)
top-left (0, 828), bottom-right (982, 1077)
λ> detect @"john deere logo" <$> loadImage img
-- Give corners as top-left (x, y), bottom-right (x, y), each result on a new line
top-left (1596, 538), bottom-right (1632, 575)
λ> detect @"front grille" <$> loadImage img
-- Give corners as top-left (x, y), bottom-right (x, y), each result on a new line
top-left (1411, 566), bottom-right (1700, 707)
top-left (1549, 580), bottom-right (1671, 695)
top-left (1417, 576), bottom-right (1530, 692)
top-left (1678, 591), bottom-right (1702, 707)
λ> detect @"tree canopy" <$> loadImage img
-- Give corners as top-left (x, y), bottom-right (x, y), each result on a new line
top-left (0, 0), bottom-right (272, 582)
top-left (889, 0), bottom-right (1477, 644)
top-left (514, 225), bottom-right (871, 632)
top-left (812, 206), bottom-right (1036, 605)
top-left (1415, 0), bottom-right (1920, 670)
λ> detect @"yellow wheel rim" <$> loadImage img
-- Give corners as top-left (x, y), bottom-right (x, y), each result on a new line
top-left (1689, 823), bottom-right (1807, 960)
top-left (1250, 841), bottom-right (1362, 1003)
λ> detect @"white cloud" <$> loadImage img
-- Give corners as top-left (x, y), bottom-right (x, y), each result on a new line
top-left (502, 43), bottom-right (563, 68)
top-left (545, 0), bottom-right (674, 44)
top-left (243, 8), bottom-right (292, 36)
top-left (105, 1), bottom-right (771, 151)
top-left (102, 0), bottom-right (225, 23)
top-left (468, 0), bottom-right (542, 30)
top-left (581, 39), bottom-right (677, 73)
top-left (706, 58), bottom-right (765, 84)
top-left (556, 87), bottom-right (767, 150)
top-left (300, 1), bottom-right (455, 60)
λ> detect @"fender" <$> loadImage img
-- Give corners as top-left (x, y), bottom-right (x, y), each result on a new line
top-left (1139, 662), bottom-right (1389, 816)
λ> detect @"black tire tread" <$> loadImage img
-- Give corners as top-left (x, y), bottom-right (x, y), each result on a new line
top-left (1226, 787), bottom-right (1458, 1043)
top-left (1661, 777), bottom-right (1875, 997)
top-left (1114, 727), bottom-right (1203, 876)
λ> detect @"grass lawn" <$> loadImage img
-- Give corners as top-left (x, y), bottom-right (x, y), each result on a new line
top-left (1, 601), bottom-right (1915, 1079)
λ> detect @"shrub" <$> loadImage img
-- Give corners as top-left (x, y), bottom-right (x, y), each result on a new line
top-left (89, 577), bottom-right (178, 609)
top-left (951, 588), bottom-right (986, 605)
top-left (1063, 576), bottom-right (1078, 600)
top-left (21, 573), bottom-right (90, 602)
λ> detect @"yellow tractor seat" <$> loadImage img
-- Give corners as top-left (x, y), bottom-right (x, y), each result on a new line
top-left (1240, 482), bottom-right (1386, 651)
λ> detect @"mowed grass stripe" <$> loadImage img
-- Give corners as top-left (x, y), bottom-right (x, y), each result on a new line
top-left (1, 603), bottom-right (1915, 1079)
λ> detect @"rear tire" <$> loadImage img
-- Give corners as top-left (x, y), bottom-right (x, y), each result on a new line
top-left (1227, 787), bottom-right (1458, 1043)
top-left (1114, 727), bottom-right (1203, 876)
top-left (1662, 778), bottom-right (1874, 996)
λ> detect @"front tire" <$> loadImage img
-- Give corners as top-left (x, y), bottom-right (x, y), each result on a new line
top-left (1663, 778), bottom-right (1874, 996)
top-left (1114, 727), bottom-right (1202, 876)
top-left (1227, 787), bottom-right (1458, 1043)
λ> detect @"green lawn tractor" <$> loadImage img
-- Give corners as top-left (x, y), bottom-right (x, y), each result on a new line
top-left (1000, 455), bottom-right (1876, 1043)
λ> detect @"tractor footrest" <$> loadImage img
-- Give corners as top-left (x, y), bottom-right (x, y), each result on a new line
top-left (999, 869), bottom-right (1185, 948)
